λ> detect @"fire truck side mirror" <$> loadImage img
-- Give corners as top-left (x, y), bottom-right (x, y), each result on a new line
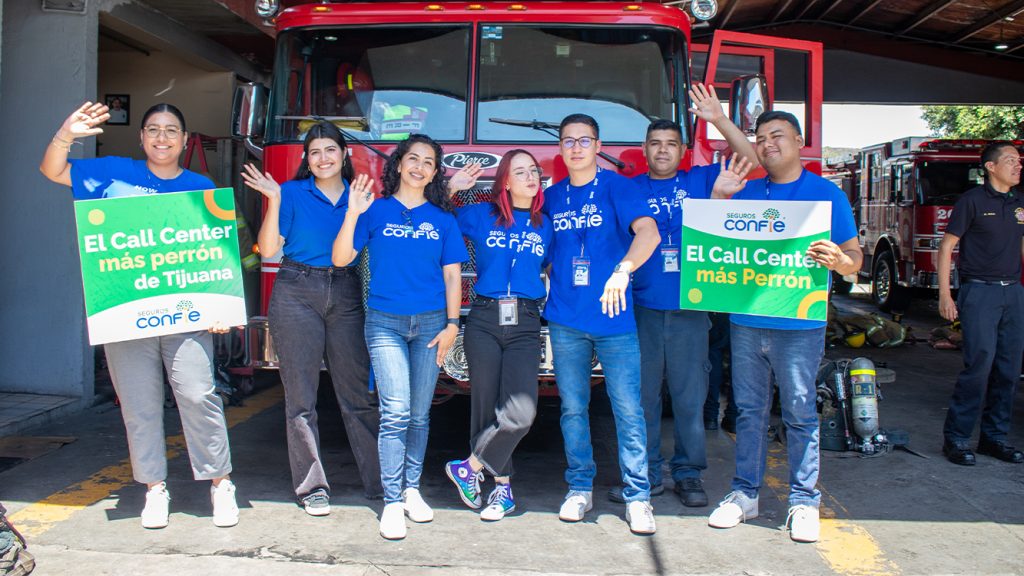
top-left (729, 74), bottom-right (768, 136)
top-left (232, 83), bottom-right (268, 141)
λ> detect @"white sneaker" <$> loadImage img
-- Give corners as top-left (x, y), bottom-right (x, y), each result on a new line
top-left (211, 479), bottom-right (239, 528)
top-left (626, 500), bottom-right (656, 535)
top-left (708, 490), bottom-right (758, 529)
top-left (558, 490), bottom-right (593, 522)
top-left (141, 482), bottom-right (170, 529)
top-left (402, 488), bottom-right (434, 523)
top-left (379, 502), bottom-right (407, 540)
top-left (787, 505), bottom-right (820, 543)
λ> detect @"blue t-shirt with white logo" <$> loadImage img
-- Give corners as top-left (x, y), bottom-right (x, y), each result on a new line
top-left (730, 170), bottom-right (858, 331)
top-left (278, 176), bottom-right (351, 267)
top-left (632, 164), bottom-right (721, 310)
top-left (353, 196), bottom-right (468, 315)
top-left (543, 169), bottom-right (654, 336)
top-left (69, 157), bottom-right (214, 199)
top-left (456, 203), bottom-right (552, 301)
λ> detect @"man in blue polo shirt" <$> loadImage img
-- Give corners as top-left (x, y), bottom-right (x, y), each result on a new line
top-left (614, 87), bottom-right (757, 509)
top-left (544, 113), bottom-right (661, 535)
top-left (706, 111), bottom-right (862, 543)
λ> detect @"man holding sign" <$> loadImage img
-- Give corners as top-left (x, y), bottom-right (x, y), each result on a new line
top-left (705, 111), bottom-right (862, 543)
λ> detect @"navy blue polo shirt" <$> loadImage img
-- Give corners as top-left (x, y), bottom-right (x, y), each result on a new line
top-left (69, 157), bottom-right (214, 199)
top-left (542, 169), bottom-right (654, 336)
top-left (456, 203), bottom-right (552, 300)
top-left (278, 176), bottom-right (351, 267)
top-left (945, 184), bottom-right (1024, 282)
top-left (730, 171), bottom-right (858, 331)
top-left (632, 164), bottom-right (720, 310)
top-left (353, 196), bottom-right (468, 315)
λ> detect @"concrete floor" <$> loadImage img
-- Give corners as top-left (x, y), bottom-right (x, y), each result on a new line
top-left (1, 291), bottom-right (1023, 576)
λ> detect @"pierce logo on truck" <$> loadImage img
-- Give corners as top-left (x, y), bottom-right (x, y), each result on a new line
top-left (443, 152), bottom-right (502, 170)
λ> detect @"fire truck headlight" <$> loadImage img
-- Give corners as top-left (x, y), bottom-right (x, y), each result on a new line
top-left (255, 0), bottom-right (279, 18)
top-left (690, 0), bottom-right (719, 21)
top-left (443, 330), bottom-right (470, 382)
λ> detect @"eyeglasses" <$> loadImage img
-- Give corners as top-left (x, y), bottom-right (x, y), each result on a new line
top-left (560, 137), bottom-right (595, 149)
top-left (143, 125), bottom-right (183, 139)
top-left (401, 209), bottom-right (414, 227)
top-left (512, 167), bottom-right (543, 181)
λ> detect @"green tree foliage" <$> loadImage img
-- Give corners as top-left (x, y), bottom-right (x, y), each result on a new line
top-left (921, 106), bottom-right (1024, 139)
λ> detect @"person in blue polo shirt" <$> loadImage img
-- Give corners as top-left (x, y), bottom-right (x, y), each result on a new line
top-left (333, 134), bottom-right (467, 540)
top-left (618, 85), bottom-right (758, 510)
top-left (40, 101), bottom-right (238, 530)
top-left (545, 113), bottom-right (661, 535)
top-left (241, 121), bottom-right (382, 517)
top-left (442, 150), bottom-right (553, 522)
top-left (706, 111), bottom-right (862, 544)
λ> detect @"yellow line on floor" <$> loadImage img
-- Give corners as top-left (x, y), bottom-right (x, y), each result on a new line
top-left (9, 385), bottom-right (284, 539)
top-left (762, 440), bottom-right (901, 575)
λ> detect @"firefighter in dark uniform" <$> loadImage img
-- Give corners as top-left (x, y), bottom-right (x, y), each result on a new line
top-left (937, 141), bottom-right (1024, 466)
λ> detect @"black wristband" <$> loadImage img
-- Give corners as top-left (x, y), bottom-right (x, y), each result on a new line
top-left (447, 318), bottom-right (460, 325)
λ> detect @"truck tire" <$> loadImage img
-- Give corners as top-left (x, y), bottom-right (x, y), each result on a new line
top-left (831, 271), bottom-right (853, 295)
top-left (871, 251), bottom-right (911, 312)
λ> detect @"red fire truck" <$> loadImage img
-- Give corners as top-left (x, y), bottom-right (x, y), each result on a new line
top-left (231, 0), bottom-right (824, 393)
top-left (854, 137), bottom-right (1007, 311)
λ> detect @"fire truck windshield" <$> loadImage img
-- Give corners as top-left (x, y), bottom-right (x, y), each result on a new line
top-left (917, 161), bottom-right (984, 206)
top-left (265, 24), bottom-right (685, 145)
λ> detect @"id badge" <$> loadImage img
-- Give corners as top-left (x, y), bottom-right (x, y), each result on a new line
top-left (498, 296), bottom-right (519, 326)
top-left (661, 246), bottom-right (680, 273)
top-left (572, 257), bottom-right (591, 287)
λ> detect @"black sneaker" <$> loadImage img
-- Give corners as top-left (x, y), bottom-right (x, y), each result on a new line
top-left (607, 484), bottom-right (664, 503)
top-left (977, 438), bottom-right (1024, 463)
top-left (704, 418), bottom-right (719, 431)
top-left (942, 440), bottom-right (976, 466)
top-left (301, 489), bottom-right (331, 516)
top-left (674, 477), bottom-right (709, 508)
top-left (721, 416), bottom-right (736, 434)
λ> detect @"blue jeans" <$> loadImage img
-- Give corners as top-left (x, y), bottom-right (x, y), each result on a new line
top-left (730, 324), bottom-right (824, 507)
top-left (636, 306), bottom-right (710, 485)
top-left (550, 322), bottom-right (650, 502)
top-left (365, 308), bottom-right (446, 504)
top-left (704, 312), bottom-right (737, 423)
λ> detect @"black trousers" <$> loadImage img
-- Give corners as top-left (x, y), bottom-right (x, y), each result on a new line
top-left (464, 297), bottom-right (543, 477)
top-left (943, 281), bottom-right (1024, 443)
top-left (269, 260), bottom-right (383, 499)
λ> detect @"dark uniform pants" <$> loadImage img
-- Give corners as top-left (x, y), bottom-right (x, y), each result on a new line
top-left (944, 282), bottom-right (1024, 443)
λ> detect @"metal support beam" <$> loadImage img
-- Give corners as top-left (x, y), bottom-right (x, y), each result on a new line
top-left (794, 0), bottom-right (821, 21)
top-left (898, 0), bottom-right (957, 36)
top-left (718, 0), bottom-right (741, 29)
top-left (849, 0), bottom-right (885, 26)
top-left (769, 0), bottom-right (795, 23)
top-left (816, 0), bottom-right (844, 22)
top-left (953, 0), bottom-right (1024, 44)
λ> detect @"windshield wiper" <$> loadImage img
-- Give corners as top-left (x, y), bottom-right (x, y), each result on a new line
top-left (488, 118), bottom-right (625, 170)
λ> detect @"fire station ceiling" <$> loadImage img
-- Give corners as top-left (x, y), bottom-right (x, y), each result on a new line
top-left (127, 0), bottom-right (1024, 104)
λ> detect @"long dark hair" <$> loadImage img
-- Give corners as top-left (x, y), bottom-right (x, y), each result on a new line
top-left (380, 134), bottom-right (453, 212)
top-left (491, 149), bottom-right (545, 228)
top-left (141, 103), bottom-right (187, 132)
top-left (293, 121), bottom-right (355, 182)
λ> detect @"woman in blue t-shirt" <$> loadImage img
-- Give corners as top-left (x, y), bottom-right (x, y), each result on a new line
top-left (332, 134), bottom-right (467, 540)
top-left (442, 151), bottom-right (552, 522)
top-left (241, 121), bottom-right (382, 516)
top-left (39, 102), bottom-right (238, 530)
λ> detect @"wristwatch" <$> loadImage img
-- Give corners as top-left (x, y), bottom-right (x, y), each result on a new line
top-left (447, 318), bottom-right (460, 326)
top-left (613, 263), bottom-right (632, 274)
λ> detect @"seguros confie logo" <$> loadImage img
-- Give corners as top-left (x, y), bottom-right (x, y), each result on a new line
top-left (135, 300), bottom-right (202, 329)
top-left (723, 207), bottom-right (786, 233)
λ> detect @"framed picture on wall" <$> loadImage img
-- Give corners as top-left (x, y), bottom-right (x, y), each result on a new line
top-left (104, 94), bottom-right (130, 125)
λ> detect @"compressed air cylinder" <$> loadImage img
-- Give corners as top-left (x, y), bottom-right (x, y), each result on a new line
top-left (848, 357), bottom-right (879, 441)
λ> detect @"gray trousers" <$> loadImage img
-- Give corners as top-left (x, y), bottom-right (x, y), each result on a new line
top-left (105, 331), bottom-right (232, 484)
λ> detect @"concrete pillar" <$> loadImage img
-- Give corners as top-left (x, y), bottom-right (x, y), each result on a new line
top-left (0, 0), bottom-right (97, 399)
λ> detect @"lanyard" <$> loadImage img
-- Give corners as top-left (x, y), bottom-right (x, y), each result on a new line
top-left (566, 168), bottom-right (602, 258)
top-left (647, 173), bottom-right (682, 245)
top-left (764, 169), bottom-right (807, 199)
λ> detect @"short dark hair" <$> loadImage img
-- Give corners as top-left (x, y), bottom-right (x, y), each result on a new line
top-left (559, 114), bottom-right (599, 139)
top-left (755, 110), bottom-right (802, 136)
top-left (980, 141), bottom-right (1017, 178)
top-left (646, 119), bottom-right (683, 140)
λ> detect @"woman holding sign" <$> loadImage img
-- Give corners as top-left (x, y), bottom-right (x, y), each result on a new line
top-left (441, 151), bottom-right (551, 522)
top-left (39, 101), bottom-right (239, 530)
top-left (332, 134), bottom-right (467, 540)
top-left (241, 121), bottom-right (382, 516)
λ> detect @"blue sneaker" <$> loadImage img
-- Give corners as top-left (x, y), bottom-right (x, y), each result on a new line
top-left (480, 483), bottom-right (515, 521)
top-left (445, 459), bottom-right (483, 509)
